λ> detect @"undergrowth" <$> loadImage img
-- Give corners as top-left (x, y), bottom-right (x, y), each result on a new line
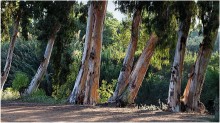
top-left (21, 89), bottom-right (66, 104)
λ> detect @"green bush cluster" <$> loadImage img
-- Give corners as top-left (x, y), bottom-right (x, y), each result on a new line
top-left (12, 72), bottom-right (29, 93)
top-left (98, 80), bottom-right (117, 103)
top-left (1, 88), bottom-right (20, 100)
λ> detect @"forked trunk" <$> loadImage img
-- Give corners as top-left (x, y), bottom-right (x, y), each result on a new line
top-left (109, 7), bottom-right (142, 103)
top-left (24, 24), bottom-right (61, 95)
top-left (1, 11), bottom-right (21, 89)
top-left (68, 1), bottom-right (107, 105)
top-left (167, 16), bottom-right (191, 112)
top-left (117, 33), bottom-right (158, 105)
top-left (181, 8), bottom-right (218, 112)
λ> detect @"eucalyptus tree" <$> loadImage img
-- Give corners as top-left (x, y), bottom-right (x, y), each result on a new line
top-left (111, 1), bottom-right (176, 106)
top-left (1, 1), bottom-right (21, 89)
top-left (68, 1), bottom-right (107, 105)
top-left (181, 1), bottom-right (219, 113)
top-left (167, 1), bottom-right (196, 112)
top-left (24, 1), bottom-right (75, 95)
top-left (108, 1), bottom-right (144, 103)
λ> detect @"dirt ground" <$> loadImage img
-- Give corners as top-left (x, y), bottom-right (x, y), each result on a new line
top-left (1, 100), bottom-right (214, 122)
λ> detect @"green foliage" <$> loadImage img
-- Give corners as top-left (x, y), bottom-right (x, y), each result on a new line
top-left (35, 1), bottom-right (75, 41)
top-left (50, 2), bottom-right (86, 96)
top-left (1, 87), bottom-right (20, 100)
top-left (1, 1), bottom-right (20, 41)
top-left (187, 29), bottom-right (203, 52)
top-left (100, 51), bottom-right (122, 83)
top-left (12, 72), bottom-right (29, 92)
top-left (22, 89), bottom-right (65, 104)
top-left (98, 80), bottom-right (117, 103)
top-left (200, 52), bottom-right (219, 113)
top-left (151, 48), bottom-right (170, 70)
top-left (1, 40), bottom-right (42, 88)
top-left (103, 12), bottom-right (120, 47)
top-left (136, 70), bottom-right (170, 105)
top-left (52, 30), bottom-right (83, 99)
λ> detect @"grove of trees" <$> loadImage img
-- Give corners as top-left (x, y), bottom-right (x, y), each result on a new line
top-left (1, 0), bottom-right (219, 117)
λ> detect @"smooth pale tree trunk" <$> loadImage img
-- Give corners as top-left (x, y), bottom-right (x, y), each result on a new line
top-left (181, 9), bottom-right (218, 112)
top-left (167, 16), bottom-right (191, 112)
top-left (24, 24), bottom-right (61, 95)
top-left (68, 1), bottom-right (107, 105)
top-left (108, 7), bottom-right (142, 103)
top-left (117, 33), bottom-right (158, 106)
top-left (1, 11), bottom-right (21, 89)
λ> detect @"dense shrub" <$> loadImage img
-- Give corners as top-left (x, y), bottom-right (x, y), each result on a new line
top-left (98, 79), bottom-right (117, 103)
top-left (12, 72), bottom-right (29, 93)
top-left (1, 88), bottom-right (20, 100)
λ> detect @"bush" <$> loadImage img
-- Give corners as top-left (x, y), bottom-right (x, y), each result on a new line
top-left (12, 72), bottom-right (29, 93)
top-left (52, 82), bottom-right (72, 100)
top-left (98, 80), bottom-right (117, 103)
top-left (1, 87), bottom-right (20, 100)
top-left (22, 89), bottom-right (64, 104)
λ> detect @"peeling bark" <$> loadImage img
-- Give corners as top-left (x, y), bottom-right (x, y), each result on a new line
top-left (167, 15), bottom-right (191, 112)
top-left (181, 4), bottom-right (218, 112)
top-left (68, 1), bottom-right (107, 105)
top-left (182, 34), bottom-right (218, 113)
top-left (109, 7), bottom-right (142, 103)
top-left (24, 23), bottom-right (61, 95)
top-left (1, 11), bottom-right (21, 89)
top-left (117, 33), bottom-right (158, 105)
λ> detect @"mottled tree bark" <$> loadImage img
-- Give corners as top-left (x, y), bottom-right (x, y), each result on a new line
top-left (167, 15), bottom-right (191, 112)
top-left (24, 24), bottom-right (61, 95)
top-left (1, 11), bottom-right (21, 89)
top-left (181, 3), bottom-right (219, 112)
top-left (68, 1), bottom-right (107, 105)
top-left (117, 33), bottom-right (158, 105)
top-left (109, 7), bottom-right (142, 103)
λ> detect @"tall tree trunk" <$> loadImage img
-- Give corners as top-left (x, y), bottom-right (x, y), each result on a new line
top-left (117, 33), bottom-right (158, 106)
top-left (1, 11), bottom-right (21, 89)
top-left (24, 23), bottom-right (61, 95)
top-left (181, 33), bottom-right (218, 113)
top-left (109, 7), bottom-right (142, 103)
top-left (181, 4), bottom-right (219, 112)
top-left (68, 1), bottom-right (107, 105)
top-left (167, 16), bottom-right (191, 112)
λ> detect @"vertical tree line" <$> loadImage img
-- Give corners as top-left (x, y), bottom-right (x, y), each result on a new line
top-left (1, 1), bottom-right (219, 114)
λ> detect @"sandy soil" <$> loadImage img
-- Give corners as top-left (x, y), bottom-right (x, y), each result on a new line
top-left (1, 100), bottom-right (214, 122)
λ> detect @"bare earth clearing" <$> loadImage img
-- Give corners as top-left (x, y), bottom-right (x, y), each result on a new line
top-left (1, 101), bottom-right (213, 122)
